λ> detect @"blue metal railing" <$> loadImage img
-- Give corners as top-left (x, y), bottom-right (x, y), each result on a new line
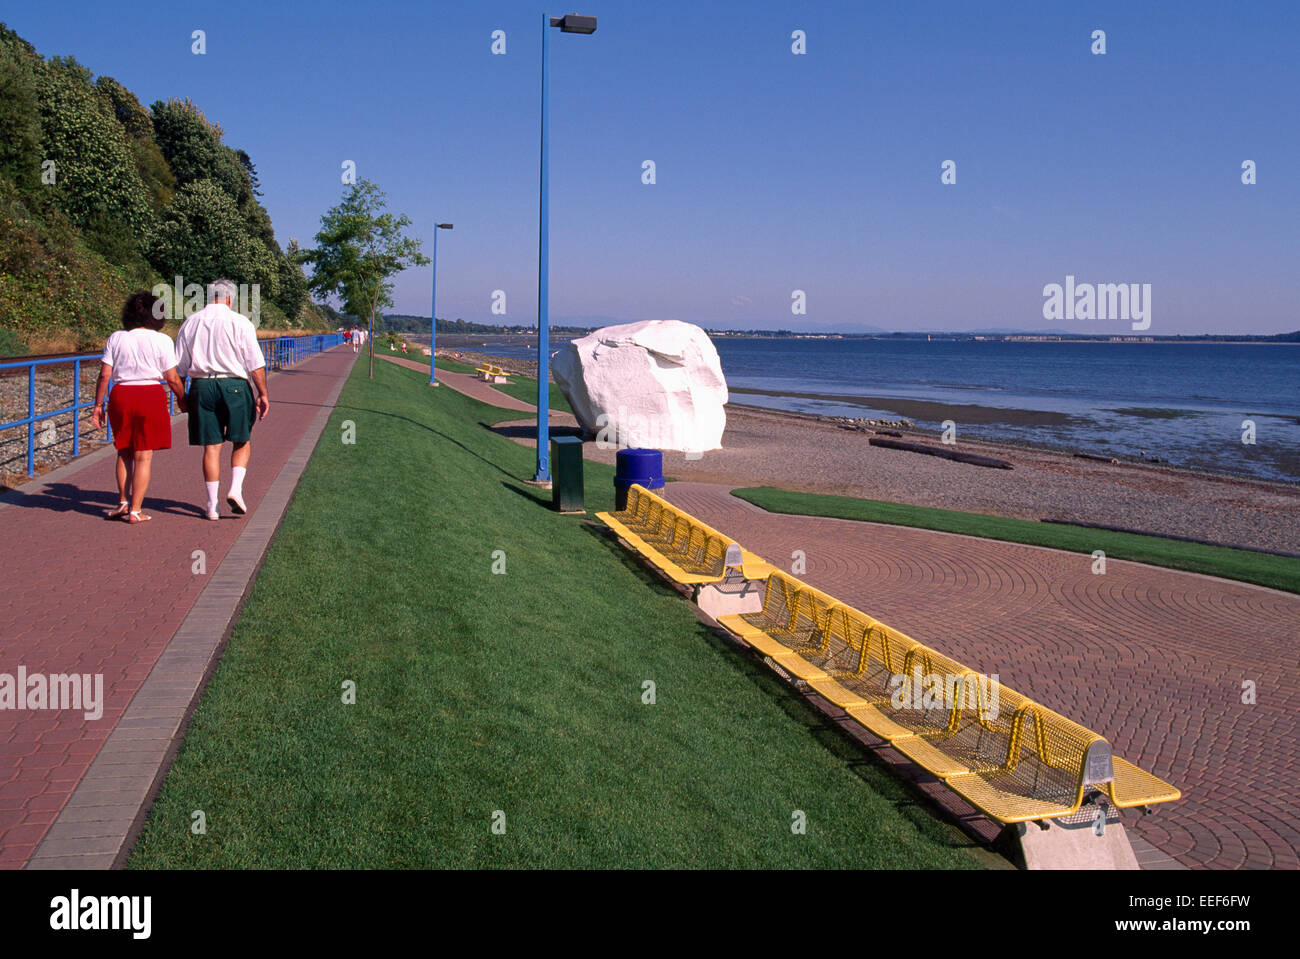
top-left (1, 333), bottom-right (344, 477)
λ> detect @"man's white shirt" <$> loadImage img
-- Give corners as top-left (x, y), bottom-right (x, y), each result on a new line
top-left (176, 303), bottom-right (266, 380)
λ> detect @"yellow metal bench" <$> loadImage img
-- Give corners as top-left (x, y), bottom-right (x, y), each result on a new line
top-left (596, 484), bottom-right (774, 587)
top-left (476, 364), bottom-right (509, 383)
top-left (942, 701), bottom-right (1118, 823)
top-left (713, 571), bottom-right (1180, 825)
top-left (717, 571), bottom-right (839, 681)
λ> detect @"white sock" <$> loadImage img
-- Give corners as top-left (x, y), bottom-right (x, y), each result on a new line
top-left (230, 467), bottom-right (247, 498)
top-left (205, 481), bottom-right (219, 511)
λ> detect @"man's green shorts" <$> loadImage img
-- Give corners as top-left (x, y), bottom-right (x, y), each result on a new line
top-left (187, 377), bottom-right (256, 446)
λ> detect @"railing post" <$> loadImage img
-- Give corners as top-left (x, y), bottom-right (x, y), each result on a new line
top-left (73, 359), bottom-right (81, 458)
top-left (27, 364), bottom-right (35, 477)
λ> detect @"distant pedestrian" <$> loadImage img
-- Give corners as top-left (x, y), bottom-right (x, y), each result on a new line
top-left (175, 280), bottom-right (270, 521)
top-left (351, 325), bottom-right (361, 352)
top-left (91, 292), bottom-right (187, 524)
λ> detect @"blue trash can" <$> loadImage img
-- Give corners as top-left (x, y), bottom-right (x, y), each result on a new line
top-left (614, 448), bottom-right (664, 511)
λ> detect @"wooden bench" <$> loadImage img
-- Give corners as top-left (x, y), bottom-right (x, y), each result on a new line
top-left (717, 572), bottom-right (1180, 825)
top-left (596, 484), bottom-right (774, 587)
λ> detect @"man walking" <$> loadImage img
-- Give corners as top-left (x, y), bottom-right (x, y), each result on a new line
top-left (175, 279), bottom-right (271, 521)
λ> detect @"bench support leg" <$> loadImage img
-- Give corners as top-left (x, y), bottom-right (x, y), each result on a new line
top-left (696, 581), bottom-right (764, 619)
top-left (1000, 817), bottom-right (1140, 870)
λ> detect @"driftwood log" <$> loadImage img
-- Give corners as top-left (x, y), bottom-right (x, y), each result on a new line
top-left (867, 436), bottom-right (1014, 470)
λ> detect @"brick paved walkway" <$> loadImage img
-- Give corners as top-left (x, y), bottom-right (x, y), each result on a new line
top-left (0, 346), bottom-right (355, 867)
top-left (664, 482), bottom-right (1300, 871)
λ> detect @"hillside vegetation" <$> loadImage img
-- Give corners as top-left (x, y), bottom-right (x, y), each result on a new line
top-left (0, 23), bottom-right (325, 354)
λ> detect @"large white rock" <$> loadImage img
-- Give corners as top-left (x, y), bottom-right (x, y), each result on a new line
top-left (551, 320), bottom-right (727, 454)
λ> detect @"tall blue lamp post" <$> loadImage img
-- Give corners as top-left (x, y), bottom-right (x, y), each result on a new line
top-left (429, 221), bottom-right (453, 385)
top-left (534, 12), bottom-right (597, 483)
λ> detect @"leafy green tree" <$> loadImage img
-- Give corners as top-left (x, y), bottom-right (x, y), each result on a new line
top-left (96, 76), bottom-right (175, 211)
top-left (276, 240), bottom-right (309, 322)
top-left (147, 178), bottom-right (279, 309)
top-left (35, 56), bottom-right (150, 236)
top-left (0, 30), bottom-right (42, 196)
top-left (151, 98), bottom-right (245, 199)
top-left (300, 179), bottom-right (428, 378)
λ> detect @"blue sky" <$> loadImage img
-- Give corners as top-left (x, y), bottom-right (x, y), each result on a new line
top-left (7, 0), bottom-right (1298, 333)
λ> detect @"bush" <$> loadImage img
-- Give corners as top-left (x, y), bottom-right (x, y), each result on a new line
top-left (0, 327), bottom-right (26, 356)
top-left (0, 179), bottom-right (148, 347)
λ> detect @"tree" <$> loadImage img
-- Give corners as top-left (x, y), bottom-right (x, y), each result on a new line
top-left (299, 180), bottom-right (428, 378)
top-left (35, 56), bottom-right (150, 236)
top-left (146, 178), bottom-right (279, 311)
top-left (276, 240), bottom-right (309, 322)
top-left (96, 76), bottom-right (175, 212)
top-left (0, 32), bottom-right (42, 196)
top-left (150, 98), bottom-right (245, 200)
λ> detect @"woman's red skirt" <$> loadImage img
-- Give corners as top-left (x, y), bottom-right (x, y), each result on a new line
top-left (108, 384), bottom-right (172, 451)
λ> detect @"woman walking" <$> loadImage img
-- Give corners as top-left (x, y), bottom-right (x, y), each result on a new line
top-left (90, 292), bottom-right (187, 523)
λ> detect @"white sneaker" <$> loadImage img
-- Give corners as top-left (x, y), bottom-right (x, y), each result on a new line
top-left (205, 506), bottom-right (220, 521)
top-left (227, 490), bottom-right (247, 514)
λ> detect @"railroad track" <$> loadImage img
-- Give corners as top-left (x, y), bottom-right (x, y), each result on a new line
top-left (0, 352), bottom-right (97, 379)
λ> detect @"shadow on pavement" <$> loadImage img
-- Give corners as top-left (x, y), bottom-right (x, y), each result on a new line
top-left (3, 481), bottom-right (205, 518)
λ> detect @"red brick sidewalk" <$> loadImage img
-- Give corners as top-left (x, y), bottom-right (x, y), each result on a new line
top-left (0, 347), bottom-right (356, 867)
top-left (666, 482), bottom-right (1300, 871)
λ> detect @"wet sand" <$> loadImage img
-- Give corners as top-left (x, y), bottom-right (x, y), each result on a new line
top-left (730, 387), bottom-right (1083, 427)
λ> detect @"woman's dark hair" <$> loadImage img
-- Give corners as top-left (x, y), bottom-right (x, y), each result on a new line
top-left (121, 291), bottom-right (165, 331)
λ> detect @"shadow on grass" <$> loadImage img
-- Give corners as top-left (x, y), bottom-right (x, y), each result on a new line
top-left (486, 422), bottom-right (585, 442)
top-left (578, 519), bottom-right (696, 600)
top-left (334, 404), bottom-right (516, 479)
top-left (499, 480), bottom-right (550, 508)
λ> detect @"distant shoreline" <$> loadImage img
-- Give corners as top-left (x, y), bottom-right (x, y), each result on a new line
top-left (416, 330), bottom-right (1299, 346)
top-left (430, 333), bottom-right (1300, 486)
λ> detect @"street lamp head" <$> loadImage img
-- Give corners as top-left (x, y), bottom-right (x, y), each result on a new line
top-left (436, 223), bottom-right (453, 229)
top-left (550, 14), bottom-right (597, 34)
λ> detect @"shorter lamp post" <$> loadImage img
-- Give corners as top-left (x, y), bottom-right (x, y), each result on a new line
top-left (429, 221), bottom-right (454, 385)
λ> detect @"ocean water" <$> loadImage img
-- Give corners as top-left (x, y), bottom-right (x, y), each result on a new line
top-left (711, 338), bottom-right (1300, 483)
top-left (443, 334), bottom-right (1298, 483)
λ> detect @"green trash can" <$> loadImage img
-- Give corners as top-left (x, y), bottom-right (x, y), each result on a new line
top-left (551, 435), bottom-right (585, 513)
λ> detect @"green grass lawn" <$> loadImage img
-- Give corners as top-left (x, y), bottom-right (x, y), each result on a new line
top-left (734, 487), bottom-right (1300, 594)
top-left (127, 356), bottom-right (987, 868)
